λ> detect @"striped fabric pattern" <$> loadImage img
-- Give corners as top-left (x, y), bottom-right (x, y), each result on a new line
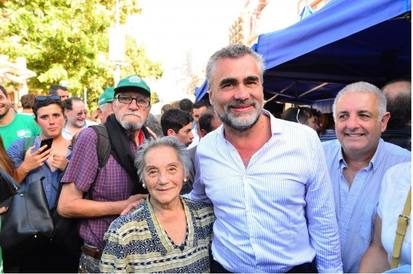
top-left (323, 139), bottom-right (411, 272)
top-left (191, 111), bottom-right (342, 272)
top-left (100, 197), bottom-right (214, 273)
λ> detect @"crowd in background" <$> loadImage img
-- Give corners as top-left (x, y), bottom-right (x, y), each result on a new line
top-left (0, 44), bottom-right (410, 273)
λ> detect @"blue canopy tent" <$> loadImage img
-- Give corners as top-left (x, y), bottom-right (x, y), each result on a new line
top-left (195, 0), bottom-right (411, 105)
top-left (195, 80), bottom-right (208, 102)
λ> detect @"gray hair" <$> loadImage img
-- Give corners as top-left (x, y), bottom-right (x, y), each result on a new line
top-left (206, 44), bottom-right (265, 90)
top-left (135, 136), bottom-right (192, 183)
top-left (332, 81), bottom-right (387, 121)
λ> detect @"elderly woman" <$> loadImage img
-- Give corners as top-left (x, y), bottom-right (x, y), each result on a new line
top-left (100, 136), bottom-right (215, 273)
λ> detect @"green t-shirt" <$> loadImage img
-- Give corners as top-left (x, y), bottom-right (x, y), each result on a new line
top-left (0, 113), bottom-right (40, 149)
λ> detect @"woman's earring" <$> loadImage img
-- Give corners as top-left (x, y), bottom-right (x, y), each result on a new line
top-left (183, 178), bottom-right (188, 183)
top-left (142, 182), bottom-right (146, 189)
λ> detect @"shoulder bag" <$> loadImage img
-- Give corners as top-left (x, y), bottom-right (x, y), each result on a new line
top-left (0, 168), bottom-right (18, 205)
top-left (0, 175), bottom-right (54, 252)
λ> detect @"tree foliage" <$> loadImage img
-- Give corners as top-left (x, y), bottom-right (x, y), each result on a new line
top-left (0, 0), bottom-right (163, 109)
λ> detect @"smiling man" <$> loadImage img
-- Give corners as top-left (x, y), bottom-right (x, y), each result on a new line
top-left (58, 75), bottom-right (153, 272)
top-left (62, 97), bottom-right (89, 140)
top-left (322, 81), bottom-right (411, 273)
top-left (0, 85), bottom-right (40, 149)
top-left (191, 44), bottom-right (342, 273)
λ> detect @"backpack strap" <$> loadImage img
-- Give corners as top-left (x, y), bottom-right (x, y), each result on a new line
top-left (90, 125), bottom-right (111, 169)
top-left (390, 187), bottom-right (411, 268)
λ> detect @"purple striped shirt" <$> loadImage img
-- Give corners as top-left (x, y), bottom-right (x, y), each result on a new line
top-left (62, 127), bottom-right (139, 250)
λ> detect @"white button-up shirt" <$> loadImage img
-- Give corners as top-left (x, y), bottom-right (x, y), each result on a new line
top-left (191, 111), bottom-right (342, 273)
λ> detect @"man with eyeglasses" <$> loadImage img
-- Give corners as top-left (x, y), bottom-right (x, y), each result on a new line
top-left (62, 97), bottom-right (91, 140)
top-left (58, 75), bottom-right (153, 273)
top-left (0, 85), bottom-right (40, 149)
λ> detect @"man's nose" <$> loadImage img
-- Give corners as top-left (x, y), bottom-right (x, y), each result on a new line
top-left (346, 114), bottom-right (360, 129)
top-left (128, 100), bottom-right (140, 110)
top-left (234, 84), bottom-right (250, 101)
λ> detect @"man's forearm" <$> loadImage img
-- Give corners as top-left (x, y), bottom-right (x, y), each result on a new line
top-left (58, 197), bottom-right (129, 218)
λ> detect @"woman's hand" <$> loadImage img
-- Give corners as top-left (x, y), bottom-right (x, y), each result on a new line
top-left (50, 154), bottom-right (68, 171)
top-left (21, 145), bottom-right (51, 172)
top-left (16, 145), bottom-right (51, 183)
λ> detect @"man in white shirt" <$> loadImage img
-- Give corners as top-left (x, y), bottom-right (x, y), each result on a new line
top-left (190, 44), bottom-right (342, 273)
top-left (62, 97), bottom-right (89, 140)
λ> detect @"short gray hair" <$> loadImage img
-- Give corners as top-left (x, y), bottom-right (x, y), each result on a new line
top-left (332, 81), bottom-right (387, 121)
top-left (206, 44), bottom-right (265, 90)
top-left (135, 136), bottom-right (192, 183)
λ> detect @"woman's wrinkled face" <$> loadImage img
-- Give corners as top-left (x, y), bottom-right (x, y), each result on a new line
top-left (143, 145), bottom-right (184, 208)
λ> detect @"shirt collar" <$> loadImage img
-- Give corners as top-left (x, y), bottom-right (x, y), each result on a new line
top-left (265, 109), bottom-right (283, 135)
top-left (337, 138), bottom-right (384, 171)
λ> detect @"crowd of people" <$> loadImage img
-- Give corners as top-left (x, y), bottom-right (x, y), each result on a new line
top-left (0, 44), bottom-right (411, 273)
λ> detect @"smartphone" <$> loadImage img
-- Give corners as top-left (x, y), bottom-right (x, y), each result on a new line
top-left (40, 138), bottom-right (53, 151)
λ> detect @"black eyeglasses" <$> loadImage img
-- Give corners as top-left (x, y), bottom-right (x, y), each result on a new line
top-left (35, 95), bottom-right (61, 103)
top-left (115, 95), bottom-right (150, 109)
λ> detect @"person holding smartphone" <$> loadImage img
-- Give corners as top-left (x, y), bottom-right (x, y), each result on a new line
top-left (4, 95), bottom-right (77, 273)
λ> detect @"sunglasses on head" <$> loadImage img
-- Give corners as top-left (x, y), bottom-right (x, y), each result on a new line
top-left (35, 95), bottom-right (61, 103)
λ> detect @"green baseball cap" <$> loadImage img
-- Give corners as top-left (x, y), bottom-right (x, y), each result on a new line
top-left (114, 75), bottom-right (151, 97)
top-left (98, 87), bottom-right (115, 106)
